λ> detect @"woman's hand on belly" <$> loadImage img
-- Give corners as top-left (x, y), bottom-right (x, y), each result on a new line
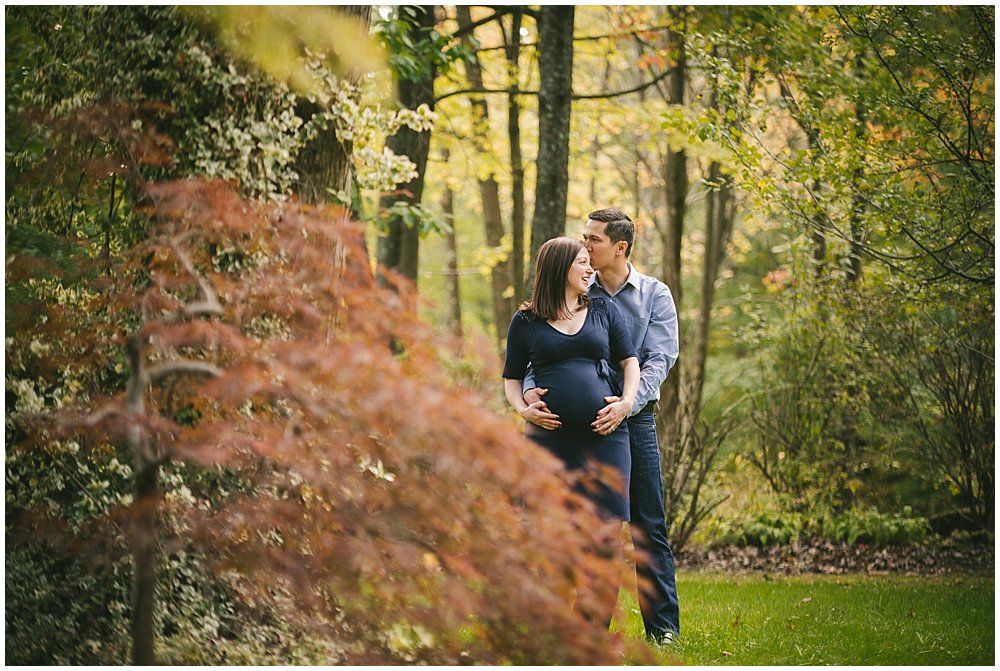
top-left (592, 395), bottom-right (630, 436)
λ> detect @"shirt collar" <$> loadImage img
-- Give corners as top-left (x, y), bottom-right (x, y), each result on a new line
top-left (589, 263), bottom-right (640, 295)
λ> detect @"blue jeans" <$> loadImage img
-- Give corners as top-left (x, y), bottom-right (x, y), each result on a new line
top-left (627, 410), bottom-right (680, 637)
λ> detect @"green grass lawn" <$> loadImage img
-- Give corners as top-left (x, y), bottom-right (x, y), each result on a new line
top-left (615, 571), bottom-right (995, 666)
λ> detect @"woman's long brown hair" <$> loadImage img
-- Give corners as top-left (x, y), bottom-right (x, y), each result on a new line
top-left (520, 236), bottom-right (590, 321)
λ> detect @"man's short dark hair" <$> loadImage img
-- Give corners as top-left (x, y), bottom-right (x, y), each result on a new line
top-left (588, 208), bottom-right (635, 258)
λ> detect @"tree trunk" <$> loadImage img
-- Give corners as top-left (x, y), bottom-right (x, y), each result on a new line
top-left (125, 332), bottom-right (156, 665)
top-left (295, 6), bottom-right (371, 206)
top-left (656, 7), bottom-right (687, 449)
top-left (456, 6), bottom-right (515, 346)
top-left (440, 148), bottom-right (462, 338)
top-left (631, 42), bottom-right (650, 271)
top-left (528, 5), bottom-right (575, 266)
top-left (504, 10), bottom-right (527, 304)
top-left (377, 5), bottom-right (436, 285)
top-left (688, 161), bottom-right (734, 417)
top-left (132, 460), bottom-right (159, 666)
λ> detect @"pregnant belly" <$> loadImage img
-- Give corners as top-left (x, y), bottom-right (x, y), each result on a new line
top-left (535, 360), bottom-right (614, 432)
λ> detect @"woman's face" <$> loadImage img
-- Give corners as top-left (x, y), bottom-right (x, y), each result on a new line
top-left (566, 247), bottom-right (594, 295)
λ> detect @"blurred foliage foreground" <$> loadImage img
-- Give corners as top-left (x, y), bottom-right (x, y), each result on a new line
top-left (4, 107), bottom-right (651, 665)
top-left (5, 5), bottom-right (995, 664)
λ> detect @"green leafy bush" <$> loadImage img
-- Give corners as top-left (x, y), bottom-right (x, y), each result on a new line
top-left (710, 510), bottom-right (806, 548)
top-left (708, 507), bottom-right (932, 548)
top-left (5, 542), bottom-right (340, 665)
top-left (820, 508), bottom-right (932, 547)
top-left (5, 546), bottom-right (131, 665)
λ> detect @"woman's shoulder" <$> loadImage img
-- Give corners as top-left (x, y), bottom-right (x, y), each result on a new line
top-left (587, 296), bottom-right (626, 323)
top-left (588, 296), bottom-right (611, 314)
top-left (512, 308), bottom-right (538, 323)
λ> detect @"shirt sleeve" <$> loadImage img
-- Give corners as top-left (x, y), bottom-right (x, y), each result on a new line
top-left (502, 312), bottom-right (531, 379)
top-left (521, 363), bottom-right (537, 394)
top-left (607, 300), bottom-right (637, 363)
top-left (634, 282), bottom-right (679, 412)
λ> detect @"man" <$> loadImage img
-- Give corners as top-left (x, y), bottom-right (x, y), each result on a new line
top-left (524, 208), bottom-right (680, 643)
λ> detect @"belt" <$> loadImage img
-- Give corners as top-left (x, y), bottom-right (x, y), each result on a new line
top-left (636, 400), bottom-right (658, 415)
top-left (596, 359), bottom-right (658, 415)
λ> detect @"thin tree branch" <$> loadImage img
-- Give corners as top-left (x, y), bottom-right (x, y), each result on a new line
top-left (172, 300), bottom-right (226, 321)
top-left (147, 360), bottom-right (223, 385)
top-left (447, 8), bottom-right (514, 40)
top-left (435, 66), bottom-right (677, 103)
top-left (475, 19), bottom-right (681, 52)
top-left (169, 237), bottom-right (218, 307)
top-left (76, 402), bottom-right (124, 427)
top-left (435, 86), bottom-right (534, 103)
top-left (834, 7), bottom-right (986, 183)
top-left (573, 66), bottom-right (677, 100)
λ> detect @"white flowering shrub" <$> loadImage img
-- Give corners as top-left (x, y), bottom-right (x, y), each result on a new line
top-left (174, 45), bottom-right (436, 201)
top-left (299, 59), bottom-right (436, 196)
top-left (8, 6), bottom-right (435, 204)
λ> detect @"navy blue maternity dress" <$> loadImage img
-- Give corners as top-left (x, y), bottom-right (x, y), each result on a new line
top-left (502, 297), bottom-right (635, 520)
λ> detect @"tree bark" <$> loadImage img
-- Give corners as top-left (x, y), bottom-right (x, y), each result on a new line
top-left (440, 148), bottom-right (462, 338)
top-left (656, 7), bottom-right (687, 448)
top-left (295, 6), bottom-right (371, 207)
top-left (456, 6), bottom-right (515, 346)
top-left (504, 10), bottom-right (527, 304)
top-left (631, 41), bottom-right (649, 270)
top-left (377, 5), bottom-right (436, 285)
top-left (131, 460), bottom-right (159, 665)
top-left (125, 332), bottom-right (156, 666)
top-left (688, 160), bottom-right (734, 417)
top-left (529, 5), bottom-right (575, 266)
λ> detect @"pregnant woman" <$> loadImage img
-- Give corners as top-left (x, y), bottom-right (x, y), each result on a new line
top-left (502, 236), bottom-right (639, 521)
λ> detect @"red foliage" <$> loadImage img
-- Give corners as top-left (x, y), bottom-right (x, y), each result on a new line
top-left (34, 177), bottom-right (650, 664)
top-left (13, 103), bottom-right (175, 208)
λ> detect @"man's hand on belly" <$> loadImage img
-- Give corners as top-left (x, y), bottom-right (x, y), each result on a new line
top-left (523, 387), bottom-right (561, 430)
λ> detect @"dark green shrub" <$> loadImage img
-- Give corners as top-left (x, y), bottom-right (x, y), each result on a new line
top-left (5, 546), bottom-right (131, 665)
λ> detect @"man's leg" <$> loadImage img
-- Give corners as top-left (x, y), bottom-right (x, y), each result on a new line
top-left (627, 411), bottom-right (679, 639)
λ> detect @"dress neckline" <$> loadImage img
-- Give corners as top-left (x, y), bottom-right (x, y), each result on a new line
top-left (545, 306), bottom-right (589, 336)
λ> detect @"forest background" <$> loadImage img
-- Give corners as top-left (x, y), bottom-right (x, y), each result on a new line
top-left (4, 4), bottom-right (994, 665)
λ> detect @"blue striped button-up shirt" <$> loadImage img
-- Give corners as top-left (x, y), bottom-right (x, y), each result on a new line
top-left (588, 264), bottom-right (679, 416)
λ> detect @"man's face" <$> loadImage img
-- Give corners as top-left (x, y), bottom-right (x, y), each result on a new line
top-left (582, 219), bottom-right (616, 271)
